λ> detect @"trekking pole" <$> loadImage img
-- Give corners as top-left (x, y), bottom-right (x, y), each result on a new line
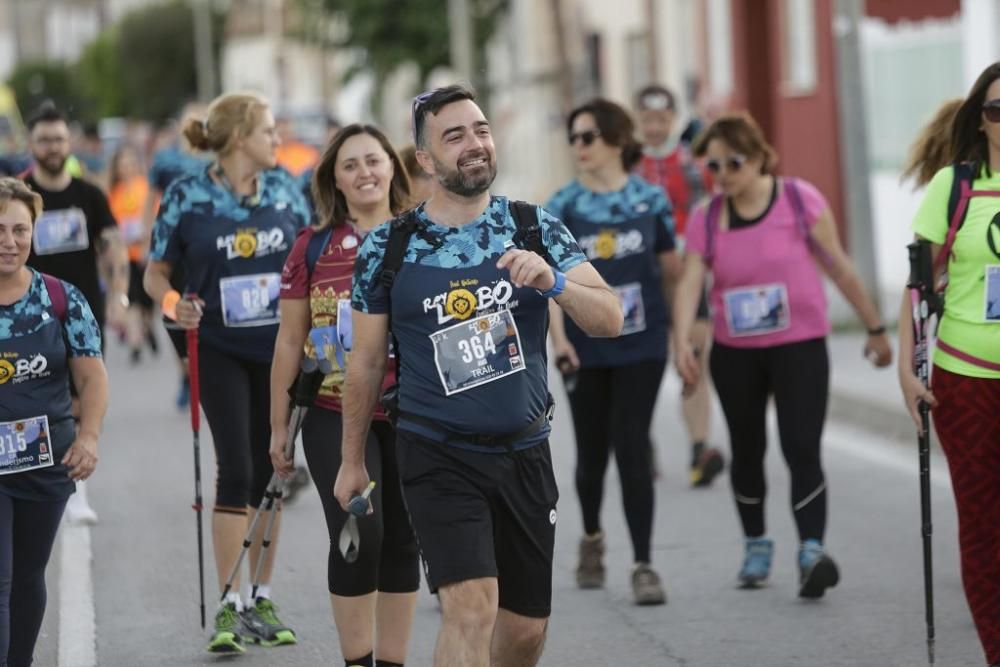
top-left (339, 481), bottom-right (377, 564)
top-left (219, 356), bottom-right (327, 603)
top-left (186, 322), bottom-right (206, 629)
top-left (907, 240), bottom-right (937, 665)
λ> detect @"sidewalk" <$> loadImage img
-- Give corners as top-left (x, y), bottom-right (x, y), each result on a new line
top-left (827, 330), bottom-right (924, 445)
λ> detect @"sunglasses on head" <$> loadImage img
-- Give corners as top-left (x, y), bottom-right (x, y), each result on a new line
top-left (705, 154), bottom-right (748, 174)
top-left (983, 100), bottom-right (1000, 123)
top-left (412, 90), bottom-right (434, 141)
top-left (568, 129), bottom-right (601, 146)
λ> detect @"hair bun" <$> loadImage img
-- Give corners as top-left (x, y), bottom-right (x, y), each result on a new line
top-left (182, 118), bottom-right (210, 151)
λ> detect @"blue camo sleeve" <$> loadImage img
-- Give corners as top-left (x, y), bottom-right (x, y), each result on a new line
top-left (537, 206), bottom-right (586, 273)
top-left (62, 283), bottom-right (103, 357)
top-left (281, 171), bottom-right (312, 229)
top-left (148, 180), bottom-right (185, 263)
top-left (544, 187), bottom-right (568, 223)
top-left (650, 187), bottom-right (677, 253)
top-left (351, 225), bottom-right (391, 314)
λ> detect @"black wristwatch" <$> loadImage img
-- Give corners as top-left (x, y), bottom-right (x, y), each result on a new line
top-left (867, 325), bottom-right (886, 336)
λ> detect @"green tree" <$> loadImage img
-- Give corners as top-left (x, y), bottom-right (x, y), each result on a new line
top-left (7, 60), bottom-right (85, 120)
top-left (77, 28), bottom-right (127, 121)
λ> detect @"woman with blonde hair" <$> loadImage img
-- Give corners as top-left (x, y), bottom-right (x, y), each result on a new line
top-left (144, 92), bottom-right (310, 653)
top-left (270, 123), bottom-right (418, 667)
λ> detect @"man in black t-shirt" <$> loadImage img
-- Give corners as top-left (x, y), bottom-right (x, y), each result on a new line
top-left (23, 104), bottom-right (128, 337)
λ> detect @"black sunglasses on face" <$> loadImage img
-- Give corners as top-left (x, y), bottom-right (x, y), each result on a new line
top-left (568, 129), bottom-right (601, 146)
top-left (412, 90), bottom-right (434, 141)
top-left (706, 154), bottom-right (748, 174)
top-left (983, 100), bottom-right (1000, 123)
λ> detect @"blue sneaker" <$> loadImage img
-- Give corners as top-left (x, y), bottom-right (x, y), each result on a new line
top-left (176, 377), bottom-right (190, 410)
top-left (798, 539), bottom-right (840, 599)
top-left (738, 537), bottom-right (773, 588)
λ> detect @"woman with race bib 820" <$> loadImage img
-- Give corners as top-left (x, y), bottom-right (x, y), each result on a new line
top-left (673, 112), bottom-right (891, 598)
top-left (546, 98), bottom-right (681, 606)
top-left (0, 177), bottom-right (107, 667)
top-left (144, 92), bottom-right (310, 654)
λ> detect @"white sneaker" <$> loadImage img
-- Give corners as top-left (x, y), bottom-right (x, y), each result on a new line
top-left (65, 481), bottom-right (98, 525)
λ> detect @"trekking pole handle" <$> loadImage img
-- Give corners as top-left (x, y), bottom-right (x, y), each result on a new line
top-left (347, 481), bottom-right (376, 517)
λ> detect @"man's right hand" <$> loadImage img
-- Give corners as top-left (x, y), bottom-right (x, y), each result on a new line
top-left (334, 461), bottom-right (371, 513)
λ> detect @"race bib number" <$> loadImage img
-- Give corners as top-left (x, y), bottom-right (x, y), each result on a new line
top-left (615, 282), bottom-right (646, 335)
top-left (120, 217), bottom-right (145, 245)
top-left (220, 273), bottom-right (280, 327)
top-left (985, 266), bottom-right (1000, 322)
top-left (0, 416), bottom-right (54, 476)
top-left (33, 208), bottom-right (89, 256)
top-left (723, 283), bottom-right (790, 337)
top-left (430, 309), bottom-right (525, 396)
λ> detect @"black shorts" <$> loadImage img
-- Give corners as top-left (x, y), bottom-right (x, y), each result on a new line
top-left (395, 428), bottom-right (559, 618)
top-left (165, 325), bottom-right (186, 359)
top-left (128, 262), bottom-right (153, 308)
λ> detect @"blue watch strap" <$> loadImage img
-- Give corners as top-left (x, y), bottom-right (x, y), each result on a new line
top-left (538, 268), bottom-right (566, 298)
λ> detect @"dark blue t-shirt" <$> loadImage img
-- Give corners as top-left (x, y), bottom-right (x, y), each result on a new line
top-left (352, 196), bottom-right (586, 448)
top-left (0, 270), bottom-right (102, 500)
top-left (149, 166), bottom-right (310, 362)
top-left (149, 146), bottom-right (210, 194)
top-left (546, 174), bottom-right (676, 367)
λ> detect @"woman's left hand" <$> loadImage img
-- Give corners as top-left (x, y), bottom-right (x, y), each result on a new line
top-left (63, 433), bottom-right (98, 481)
top-left (864, 332), bottom-right (893, 368)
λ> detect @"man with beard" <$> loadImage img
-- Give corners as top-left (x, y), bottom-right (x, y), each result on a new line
top-left (22, 103), bottom-right (128, 526)
top-left (335, 85), bottom-right (624, 667)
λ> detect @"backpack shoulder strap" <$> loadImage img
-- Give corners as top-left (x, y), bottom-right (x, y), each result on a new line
top-left (704, 194), bottom-right (724, 266)
top-left (304, 226), bottom-right (333, 281)
top-left (936, 162), bottom-right (976, 277)
top-left (41, 273), bottom-right (68, 324)
top-left (509, 199), bottom-right (549, 260)
top-left (379, 209), bottom-right (420, 291)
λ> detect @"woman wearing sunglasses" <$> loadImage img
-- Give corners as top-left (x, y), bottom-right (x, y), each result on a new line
top-left (545, 98), bottom-right (681, 606)
top-left (898, 63), bottom-right (1000, 667)
top-left (673, 112), bottom-right (891, 597)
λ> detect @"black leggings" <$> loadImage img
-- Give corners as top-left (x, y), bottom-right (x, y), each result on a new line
top-left (302, 408), bottom-right (420, 597)
top-left (197, 345), bottom-right (272, 512)
top-left (0, 490), bottom-right (67, 667)
top-left (709, 338), bottom-right (829, 542)
top-left (568, 360), bottom-right (665, 564)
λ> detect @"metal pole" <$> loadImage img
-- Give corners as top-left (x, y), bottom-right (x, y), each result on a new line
top-left (833, 0), bottom-right (880, 312)
top-left (192, 0), bottom-right (217, 102)
top-left (448, 0), bottom-right (474, 82)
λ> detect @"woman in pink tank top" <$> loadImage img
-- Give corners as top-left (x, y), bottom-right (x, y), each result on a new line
top-left (672, 112), bottom-right (892, 599)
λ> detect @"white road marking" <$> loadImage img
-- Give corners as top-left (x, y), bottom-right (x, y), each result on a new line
top-left (58, 524), bottom-right (96, 667)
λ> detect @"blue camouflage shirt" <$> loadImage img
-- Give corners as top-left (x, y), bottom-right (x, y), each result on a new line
top-left (149, 146), bottom-right (210, 194)
top-left (150, 166), bottom-right (310, 362)
top-left (0, 270), bottom-right (102, 355)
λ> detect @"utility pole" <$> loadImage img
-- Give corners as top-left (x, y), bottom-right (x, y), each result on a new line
top-left (192, 0), bottom-right (217, 102)
top-left (448, 0), bottom-right (474, 83)
top-left (833, 0), bottom-right (880, 312)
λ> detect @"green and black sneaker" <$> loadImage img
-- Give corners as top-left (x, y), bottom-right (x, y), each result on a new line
top-left (241, 597), bottom-right (297, 647)
top-left (207, 602), bottom-right (246, 654)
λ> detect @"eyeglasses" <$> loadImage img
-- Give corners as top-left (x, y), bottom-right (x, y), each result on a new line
top-left (983, 100), bottom-right (1000, 123)
top-left (705, 154), bottom-right (748, 174)
top-left (412, 90), bottom-right (434, 143)
top-left (568, 129), bottom-right (601, 146)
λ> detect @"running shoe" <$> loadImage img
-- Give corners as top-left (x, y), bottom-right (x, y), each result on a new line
top-left (690, 444), bottom-right (725, 488)
top-left (631, 563), bottom-right (666, 606)
top-left (207, 602), bottom-right (245, 654)
top-left (798, 539), bottom-right (840, 599)
top-left (241, 597), bottom-right (297, 646)
top-left (576, 533), bottom-right (605, 589)
top-left (281, 466), bottom-right (311, 505)
top-left (65, 483), bottom-right (98, 526)
top-left (738, 537), bottom-right (773, 588)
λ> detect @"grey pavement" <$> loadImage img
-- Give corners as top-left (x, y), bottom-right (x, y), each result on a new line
top-left (40, 329), bottom-right (983, 666)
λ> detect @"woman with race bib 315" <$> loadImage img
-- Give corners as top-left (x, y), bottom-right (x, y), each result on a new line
top-left (546, 98), bottom-right (681, 606)
top-left (0, 177), bottom-right (108, 667)
top-left (144, 92), bottom-right (310, 654)
top-left (673, 113), bottom-right (891, 598)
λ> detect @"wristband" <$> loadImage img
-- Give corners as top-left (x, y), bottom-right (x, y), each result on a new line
top-left (867, 325), bottom-right (886, 336)
top-left (537, 269), bottom-right (566, 298)
top-left (162, 289), bottom-right (181, 321)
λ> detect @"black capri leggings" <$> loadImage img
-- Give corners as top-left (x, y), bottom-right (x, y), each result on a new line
top-left (709, 337), bottom-right (829, 542)
top-left (0, 490), bottom-right (67, 667)
top-left (567, 359), bottom-right (666, 564)
top-left (302, 408), bottom-right (420, 597)
top-left (197, 345), bottom-right (273, 512)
